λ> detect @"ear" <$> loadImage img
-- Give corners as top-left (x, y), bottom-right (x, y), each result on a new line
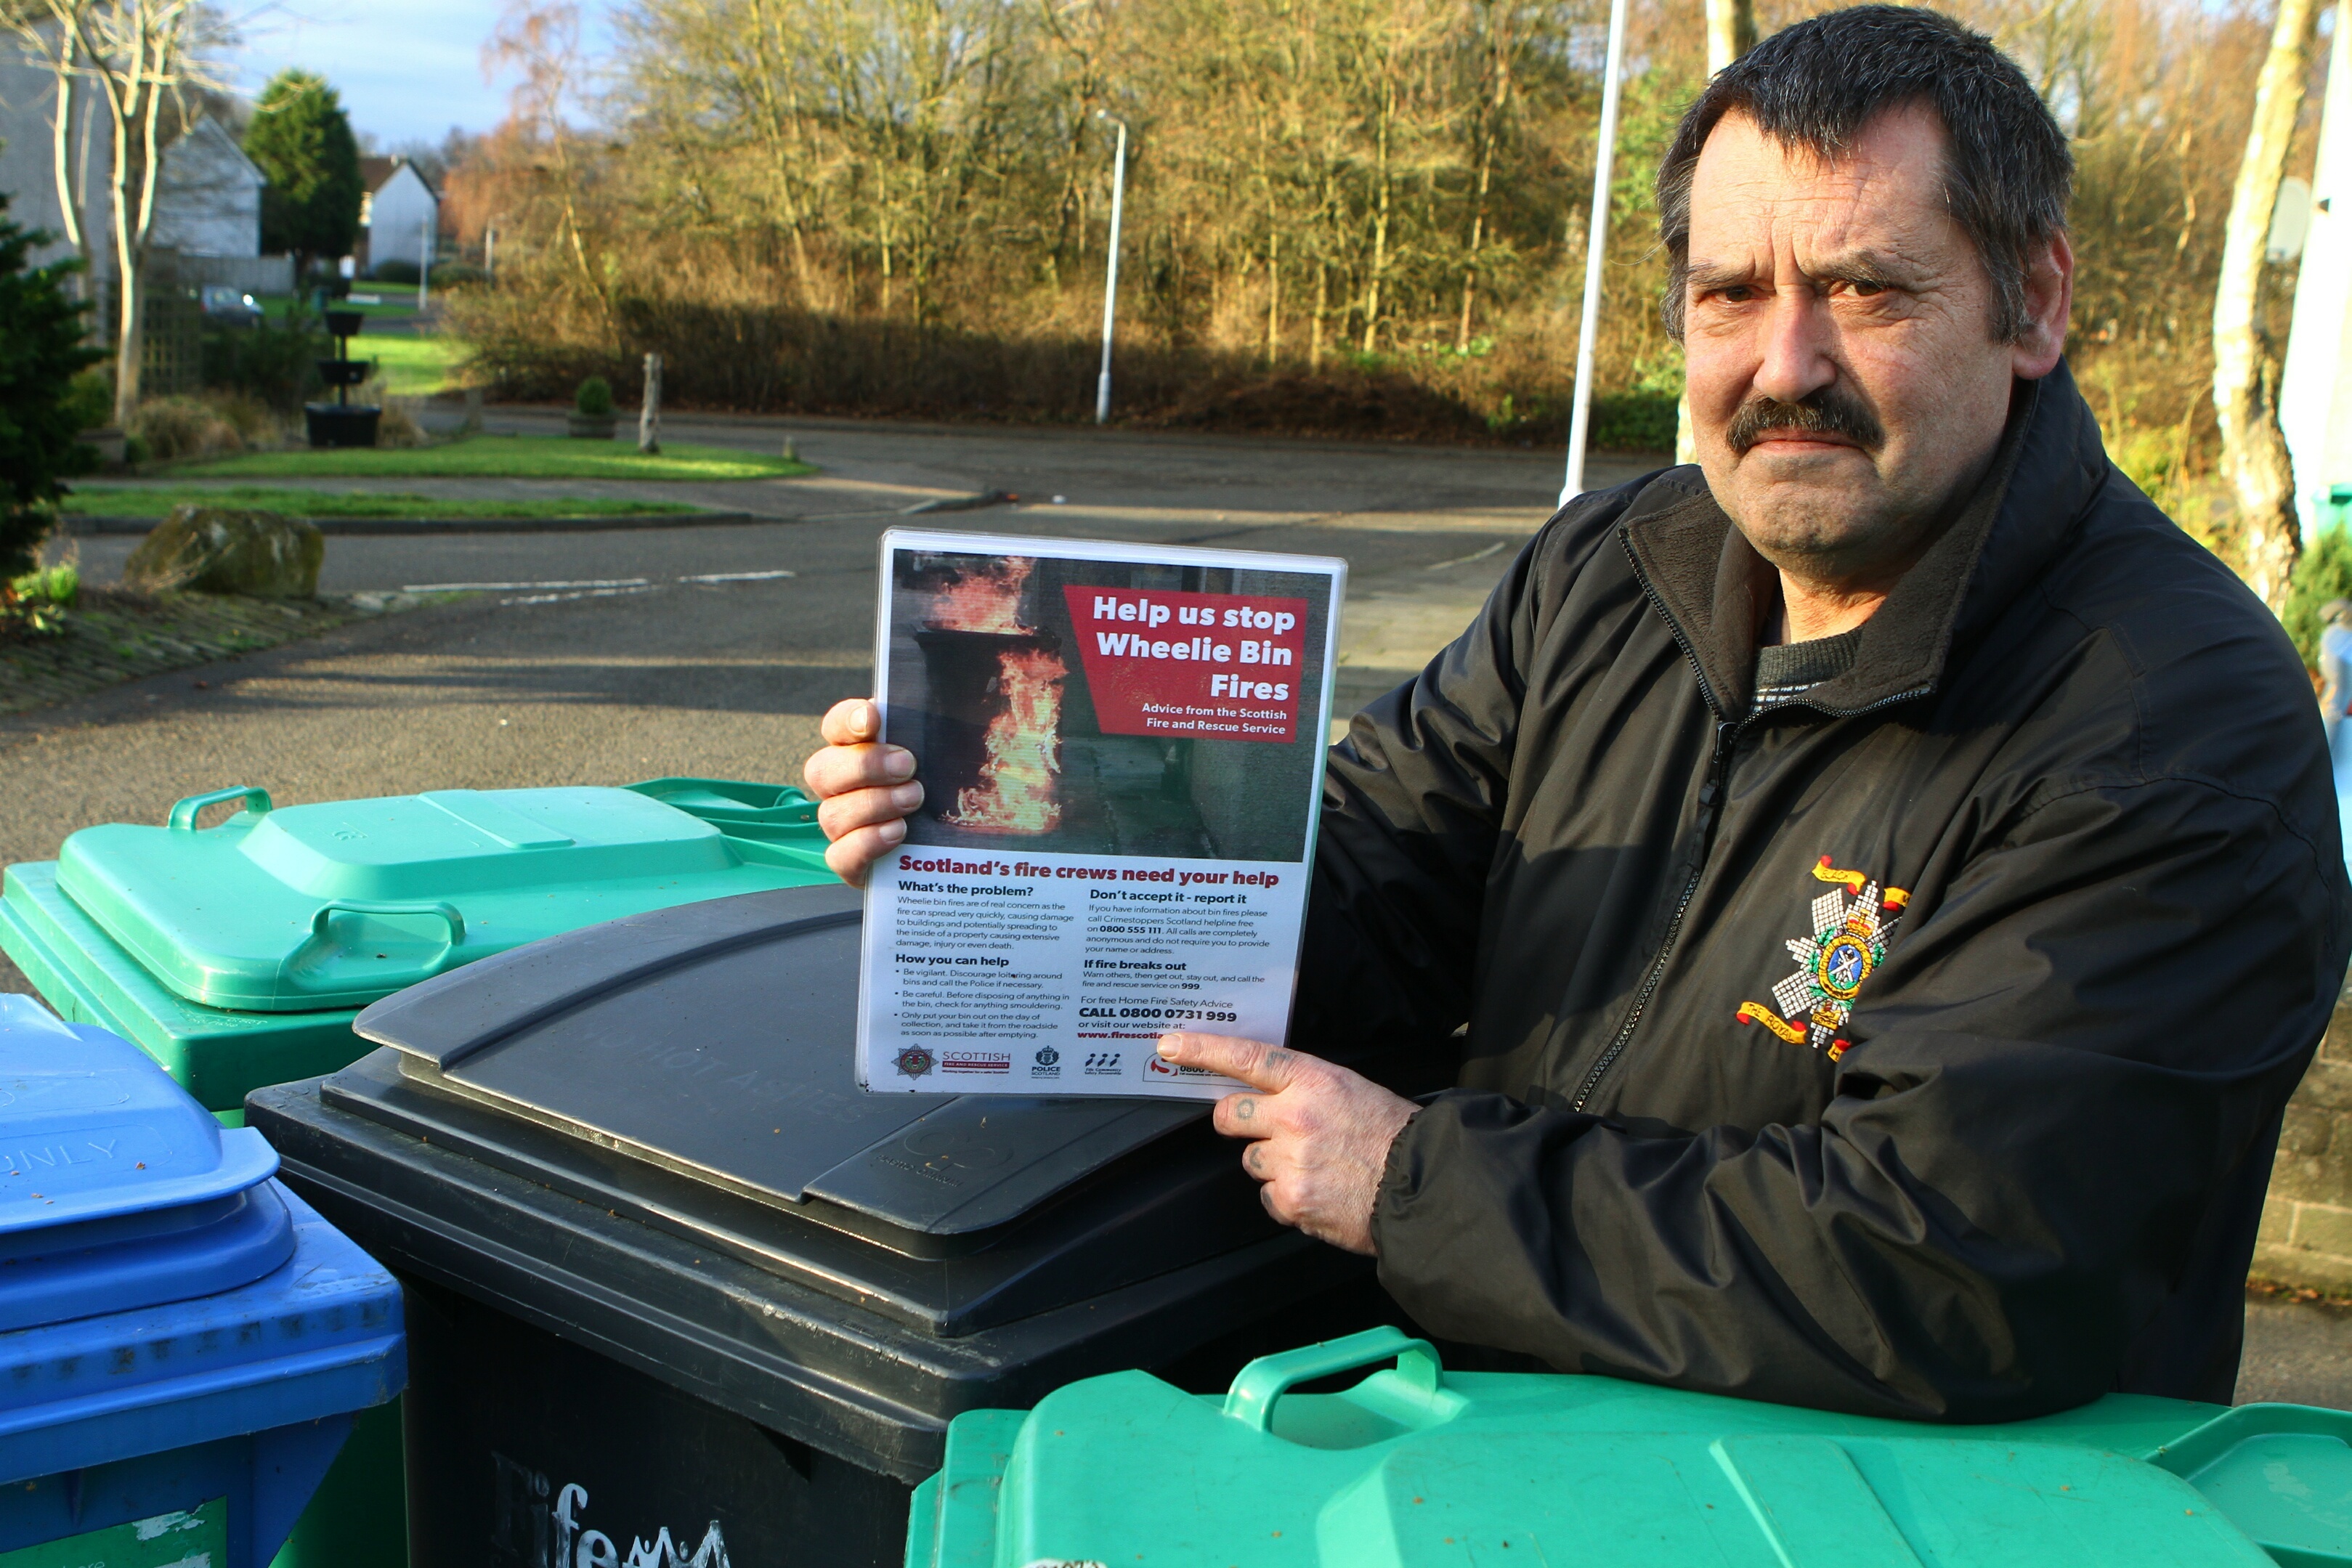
top-left (2008, 232), bottom-right (2072, 379)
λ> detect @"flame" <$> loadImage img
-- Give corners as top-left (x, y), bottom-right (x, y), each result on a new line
top-left (948, 646), bottom-right (1065, 834)
top-left (927, 557), bottom-right (1033, 633)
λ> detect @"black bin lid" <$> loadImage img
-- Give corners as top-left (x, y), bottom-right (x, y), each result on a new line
top-left (334, 887), bottom-right (1281, 1336)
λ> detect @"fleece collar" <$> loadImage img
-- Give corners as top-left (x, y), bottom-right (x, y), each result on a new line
top-left (1619, 359), bottom-right (2111, 721)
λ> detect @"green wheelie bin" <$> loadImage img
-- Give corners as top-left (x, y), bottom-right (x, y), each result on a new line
top-left (909, 1323), bottom-right (2352, 1567)
top-left (0, 776), bottom-right (832, 1568)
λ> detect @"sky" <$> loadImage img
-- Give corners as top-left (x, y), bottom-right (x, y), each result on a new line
top-left (226, 0), bottom-right (616, 148)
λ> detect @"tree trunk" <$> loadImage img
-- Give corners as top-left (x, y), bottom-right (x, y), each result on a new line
top-left (1706, 0), bottom-right (1757, 78)
top-left (2213, 0), bottom-right (2319, 610)
top-left (1678, 0), bottom-right (1758, 465)
top-left (1361, 73), bottom-right (1393, 355)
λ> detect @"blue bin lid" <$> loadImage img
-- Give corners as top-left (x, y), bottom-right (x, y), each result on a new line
top-left (0, 995), bottom-right (291, 1329)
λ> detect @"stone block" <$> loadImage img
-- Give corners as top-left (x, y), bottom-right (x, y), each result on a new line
top-left (2282, 1102), bottom-right (2337, 1158)
top-left (2253, 1237), bottom-right (2352, 1294)
top-left (2259, 1193), bottom-right (2298, 1247)
top-left (2288, 1202), bottom-right (2352, 1262)
top-left (123, 506), bottom-right (323, 598)
top-left (2266, 1150), bottom-right (2352, 1204)
top-left (2292, 1056), bottom-right (2352, 1113)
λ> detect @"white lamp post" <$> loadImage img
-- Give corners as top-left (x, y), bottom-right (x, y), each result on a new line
top-left (1560, 0), bottom-right (1631, 506)
top-left (418, 208), bottom-right (434, 310)
top-left (1095, 111), bottom-right (1130, 426)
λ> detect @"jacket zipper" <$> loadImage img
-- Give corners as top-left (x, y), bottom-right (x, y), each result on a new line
top-left (1568, 718), bottom-right (1739, 1113)
top-left (1575, 534), bottom-right (1939, 1115)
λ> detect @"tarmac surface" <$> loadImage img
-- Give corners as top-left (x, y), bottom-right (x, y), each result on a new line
top-left (12, 410), bottom-right (2352, 1407)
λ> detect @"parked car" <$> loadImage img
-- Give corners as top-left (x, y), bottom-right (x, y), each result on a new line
top-left (200, 286), bottom-right (264, 324)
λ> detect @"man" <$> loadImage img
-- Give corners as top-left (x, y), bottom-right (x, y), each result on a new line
top-left (806, 7), bottom-right (2350, 1420)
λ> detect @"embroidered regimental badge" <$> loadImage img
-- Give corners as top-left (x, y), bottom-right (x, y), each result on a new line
top-left (1736, 857), bottom-right (1911, 1062)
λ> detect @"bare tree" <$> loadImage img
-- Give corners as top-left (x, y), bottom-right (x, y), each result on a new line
top-left (4, 0), bottom-right (225, 423)
top-left (2211, 0), bottom-right (2319, 609)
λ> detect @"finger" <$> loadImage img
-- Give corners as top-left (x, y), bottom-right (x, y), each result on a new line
top-left (819, 699), bottom-right (882, 747)
top-left (804, 739), bottom-right (917, 800)
top-left (822, 819), bottom-right (907, 887)
top-left (816, 782), bottom-right (924, 842)
top-left (1241, 1137), bottom-right (1282, 1182)
top-left (1159, 1032), bottom-right (1305, 1092)
top-left (1260, 1179), bottom-right (1299, 1229)
top-left (1212, 1089), bottom-right (1278, 1140)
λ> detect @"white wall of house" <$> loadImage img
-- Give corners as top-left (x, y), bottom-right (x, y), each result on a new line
top-left (0, 37), bottom-right (105, 275)
top-left (148, 117), bottom-right (262, 257)
top-left (2282, 9), bottom-right (2352, 535)
top-left (364, 162), bottom-right (438, 271)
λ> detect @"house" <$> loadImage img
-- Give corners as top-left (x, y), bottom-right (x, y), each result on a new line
top-left (147, 116), bottom-right (264, 259)
top-left (359, 156), bottom-right (438, 274)
top-left (1, 32), bottom-right (280, 290)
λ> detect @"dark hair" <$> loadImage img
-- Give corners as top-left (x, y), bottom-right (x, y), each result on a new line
top-left (1655, 5), bottom-right (2072, 344)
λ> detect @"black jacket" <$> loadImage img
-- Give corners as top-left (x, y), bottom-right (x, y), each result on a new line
top-left (1301, 362), bottom-right (2352, 1420)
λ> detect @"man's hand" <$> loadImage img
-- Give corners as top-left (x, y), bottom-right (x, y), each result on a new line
top-left (1159, 1032), bottom-right (1417, 1256)
top-left (803, 698), bottom-right (923, 887)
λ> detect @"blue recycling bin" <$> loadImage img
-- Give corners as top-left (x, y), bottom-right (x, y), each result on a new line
top-left (0, 994), bottom-right (404, 1568)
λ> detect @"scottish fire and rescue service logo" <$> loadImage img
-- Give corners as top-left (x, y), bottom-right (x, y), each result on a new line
top-left (895, 1047), bottom-right (936, 1080)
top-left (1736, 858), bottom-right (1910, 1062)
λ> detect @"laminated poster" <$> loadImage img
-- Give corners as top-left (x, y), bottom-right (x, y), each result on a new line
top-left (856, 528), bottom-right (1347, 1099)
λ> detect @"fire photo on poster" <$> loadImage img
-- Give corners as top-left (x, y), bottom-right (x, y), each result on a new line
top-left (884, 545), bottom-right (1331, 864)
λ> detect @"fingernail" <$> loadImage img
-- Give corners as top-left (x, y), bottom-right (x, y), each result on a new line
top-left (891, 782), bottom-right (923, 809)
top-left (851, 704), bottom-right (875, 737)
top-left (883, 748), bottom-right (915, 779)
top-left (878, 818), bottom-right (906, 845)
top-left (1157, 1035), bottom-right (1179, 1058)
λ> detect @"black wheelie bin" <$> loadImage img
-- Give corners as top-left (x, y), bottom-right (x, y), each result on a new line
top-left (244, 885), bottom-right (1393, 1567)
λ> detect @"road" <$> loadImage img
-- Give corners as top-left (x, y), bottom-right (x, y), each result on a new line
top-left (10, 414), bottom-right (1623, 948)
top-left (17, 413), bottom-right (2352, 1407)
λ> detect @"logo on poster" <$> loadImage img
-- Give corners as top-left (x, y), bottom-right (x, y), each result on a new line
top-left (1031, 1045), bottom-right (1062, 1077)
top-left (942, 1052), bottom-right (1011, 1073)
top-left (894, 1047), bottom-right (935, 1080)
top-left (1083, 1051), bottom-right (1124, 1074)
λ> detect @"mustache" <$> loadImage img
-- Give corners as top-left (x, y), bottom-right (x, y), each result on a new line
top-left (1727, 387), bottom-right (1886, 455)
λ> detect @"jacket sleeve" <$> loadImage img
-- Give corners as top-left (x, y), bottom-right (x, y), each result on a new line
top-left (1291, 497), bottom-right (1620, 1073)
top-left (1372, 770), bottom-right (2349, 1420)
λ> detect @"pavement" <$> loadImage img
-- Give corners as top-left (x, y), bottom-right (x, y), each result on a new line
top-left (13, 410), bottom-right (2352, 1408)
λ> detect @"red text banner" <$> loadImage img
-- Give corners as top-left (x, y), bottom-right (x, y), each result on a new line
top-left (1062, 585), bottom-right (1309, 744)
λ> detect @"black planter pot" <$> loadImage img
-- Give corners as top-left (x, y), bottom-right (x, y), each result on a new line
top-left (305, 403), bottom-right (382, 449)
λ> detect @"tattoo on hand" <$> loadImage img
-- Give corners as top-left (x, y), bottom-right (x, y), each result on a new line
top-left (1235, 1098), bottom-right (1255, 1121)
top-left (1245, 1143), bottom-right (1265, 1175)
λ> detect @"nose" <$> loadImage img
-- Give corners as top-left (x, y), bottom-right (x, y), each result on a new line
top-left (1751, 286), bottom-right (1839, 407)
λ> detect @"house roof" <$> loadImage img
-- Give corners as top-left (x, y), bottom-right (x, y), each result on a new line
top-left (361, 155), bottom-right (438, 201)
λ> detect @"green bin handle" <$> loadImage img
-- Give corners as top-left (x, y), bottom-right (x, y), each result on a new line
top-left (1222, 1326), bottom-right (1441, 1432)
top-left (168, 786), bottom-right (273, 831)
top-left (309, 898), bottom-right (467, 946)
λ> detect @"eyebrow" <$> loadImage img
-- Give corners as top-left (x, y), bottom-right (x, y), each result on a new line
top-left (1684, 248), bottom-right (1933, 292)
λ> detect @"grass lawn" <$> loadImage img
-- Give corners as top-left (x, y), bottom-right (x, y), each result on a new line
top-left (174, 436), bottom-right (816, 482)
top-left (366, 333), bottom-right (469, 397)
top-left (63, 486), bottom-right (702, 521)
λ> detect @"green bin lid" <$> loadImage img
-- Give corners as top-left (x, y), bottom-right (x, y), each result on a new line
top-left (909, 1325), bottom-right (2338, 1567)
top-left (54, 784), bottom-right (825, 1013)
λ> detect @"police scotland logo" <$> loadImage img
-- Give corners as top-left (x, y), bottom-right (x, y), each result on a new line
top-left (1736, 858), bottom-right (1910, 1062)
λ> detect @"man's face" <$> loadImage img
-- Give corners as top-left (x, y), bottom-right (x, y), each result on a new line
top-left (1681, 105), bottom-right (2067, 590)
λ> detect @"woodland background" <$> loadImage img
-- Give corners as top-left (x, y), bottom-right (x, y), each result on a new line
top-left (430, 0), bottom-right (2334, 561)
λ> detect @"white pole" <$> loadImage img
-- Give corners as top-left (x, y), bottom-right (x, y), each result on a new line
top-left (1096, 115), bottom-right (1129, 426)
top-left (1561, 0), bottom-right (1631, 506)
